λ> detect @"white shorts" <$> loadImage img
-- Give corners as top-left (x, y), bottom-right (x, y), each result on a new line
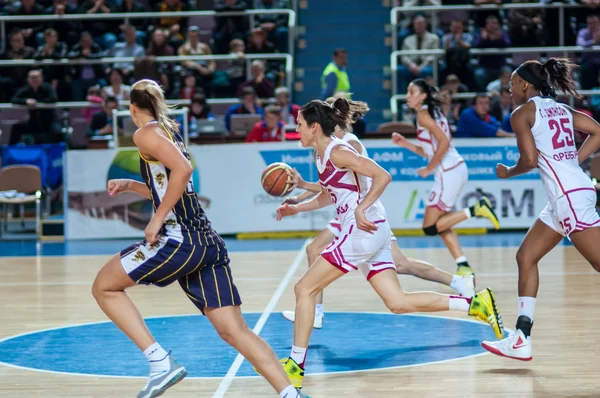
top-left (426, 161), bottom-right (468, 212)
top-left (326, 217), bottom-right (397, 241)
top-left (321, 220), bottom-right (395, 280)
top-left (539, 188), bottom-right (600, 237)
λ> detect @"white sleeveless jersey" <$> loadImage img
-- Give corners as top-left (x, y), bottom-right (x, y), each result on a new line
top-left (416, 106), bottom-right (464, 173)
top-left (341, 132), bottom-right (368, 157)
top-left (317, 138), bottom-right (385, 227)
top-left (529, 96), bottom-right (594, 204)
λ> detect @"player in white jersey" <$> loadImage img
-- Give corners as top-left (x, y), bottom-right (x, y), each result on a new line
top-left (280, 99), bottom-right (476, 330)
top-left (272, 97), bottom-right (504, 390)
top-left (481, 58), bottom-right (600, 360)
top-left (392, 79), bottom-right (501, 279)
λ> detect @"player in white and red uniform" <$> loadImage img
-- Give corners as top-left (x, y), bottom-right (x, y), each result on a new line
top-left (272, 98), bottom-right (504, 390)
top-left (481, 58), bottom-right (600, 361)
top-left (392, 78), bottom-right (501, 279)
top-left (281, 111), bottom-right (477, 330)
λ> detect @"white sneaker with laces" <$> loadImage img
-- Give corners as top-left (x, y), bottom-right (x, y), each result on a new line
top-left (281, 310), bottom-right (323, 329)
top-left (481, 329), bottom-right (532, 361)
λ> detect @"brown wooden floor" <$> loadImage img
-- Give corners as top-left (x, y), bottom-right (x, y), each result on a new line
top-left (0, 244), bottom-right (599, 397)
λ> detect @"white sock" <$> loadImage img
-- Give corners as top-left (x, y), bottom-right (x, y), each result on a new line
top-left (289, 345), bottom-right (307, 367)
top-left (449, 295), bottom-right (471, 312)
top-left (143, 342), bottom-right (170, 373)
top-left (450, 275), bottom-right (462, 291)
top-left (463, 208), bottom-right (472, 218)
top-left (315, 304), bottom-right (324, 316)
top-left (280, 385), bottom-right (300, 398)
top-left (455, 255), bottom-right (467, 265)
top-left (518, 296), bottom-right (536, 322)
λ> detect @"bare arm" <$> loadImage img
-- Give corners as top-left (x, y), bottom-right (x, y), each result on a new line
top-left (128, 181), bottom-right (151, 199)
top-left (296, 187), bottom-right (333, 212)
top-left (569, 108), bottom-right (600, 163)
top-left (418, 110), bottom-right (449, 170)
top-left (134, 127), bottom-right (193, 222)
top-left (391, 132), bottom-right (428, 158)
top-left (505, 104), bottom-right (538, 178)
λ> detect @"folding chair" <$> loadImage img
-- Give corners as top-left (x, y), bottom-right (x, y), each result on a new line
top-left (0, 165), bottom-right (42, 238)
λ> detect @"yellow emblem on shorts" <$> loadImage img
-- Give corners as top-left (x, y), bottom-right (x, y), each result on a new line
top-left (155, 173), bottom-right (166, 188)
top-left (165, 219), bottom-right (176, 226)
top-left (132, 250), bottom-right (146, 262)
top-left (149, 241), bottom-right (160, 250)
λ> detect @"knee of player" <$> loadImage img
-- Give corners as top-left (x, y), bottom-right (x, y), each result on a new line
top-left (294, 280), bottom-right (315, 299)
top-left (384, 295), bottom-right (410, 314)
top-left (515, 248), bottom-right (530, 267)
top-left (422, 224), bottom-right (439, 236)
top-left (91, 279), bottom-right (104, 300)
top-left (590, 262), bottom-right (600, 273)
top-left (216, 324), bottom-right (244, 346)
top-left (305, 242), bottom-right (321, 263)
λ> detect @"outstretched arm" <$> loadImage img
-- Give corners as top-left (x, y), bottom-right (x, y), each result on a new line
top-left (498, 104), bottom-right (538, 179)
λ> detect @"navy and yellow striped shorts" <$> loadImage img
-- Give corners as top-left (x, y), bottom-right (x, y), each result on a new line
top-left (120, 236), bottom-right (241, 313)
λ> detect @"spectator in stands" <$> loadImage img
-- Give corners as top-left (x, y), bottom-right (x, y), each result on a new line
top-left (180, 73), bottom-right (199, 100)
top-left (189, 93), bottom-right (215, 120)
top-left (578, 14), bottom-right (600, 89)
top-left (146, 29), bottom-right (176, 94)
top-left (88, 96), bottom-right (121, 137)
top-left (252, 0), bottom-right (290, 52)
top-left (225, 86), bottom-right (264, 132)
top-left (110, 25), bottom-right (145, 84)
top-left (439, 87), bottom-right (460, 132)
top-left (275, 86), bottom-right (299, 125)
top-left (178, 25), bottom-right (215, 96)
top-left (442, 19), bottom-right (475, 89)
top-left (68, 32), bottom-right (107, 101)
top-left (77, 0), bottom-right (119, 50)
top-left (238, 60), bottom-right (274, 99)
top-left (7, 0), bottom-right (45, 48)
top-left (455, 94), bottom-right (514, 138)
top-left (246, 27), bottom-right (280, 84)
top-left (154, 0), bottom-right (189, 49)
top-left (474, 15), bottom-right (510, 90)
top-left (119, 0), bottom-right (150, 43)
top-left (245, 105), bottom-right (284, 142)
top-left (10, 69), bottom-right (61, 145)
top-left (508, 0), bottom-right (546, 66)
top-left (227, 38), bottom-right (247, 97)
top-left (486, 65), bottom-right (512, 96)
top-left (397, 15), bottom-right (439, 94)
top-left (395, 0), bottom-right (443, 47)
top-left (0, 30), bottom-right (35, 101)
top-left (44, 0), bottom-right (81, 47)
top-left (320, 48), bottom-right (350, 100)
top-left (490, 87), bottom-right (513, 123)
top-left (102, 69), bottom-right (130, 102)
top-left (473, 0), bottom-right (502, 28)
top-left (213, 0), bottom-right (249, 54)
top-left (33, 28), bottom-right (68, 99)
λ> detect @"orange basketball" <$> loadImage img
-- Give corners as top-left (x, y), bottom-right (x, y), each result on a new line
top-left (261, 162), bottom-right (293, 197)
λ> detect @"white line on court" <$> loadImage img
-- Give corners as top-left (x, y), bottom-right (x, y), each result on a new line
top-left (212, 238), bottom-right (311, 398)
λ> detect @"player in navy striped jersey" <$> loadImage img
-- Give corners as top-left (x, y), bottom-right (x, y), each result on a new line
top-left (92, 79), bottom-right (303, 398)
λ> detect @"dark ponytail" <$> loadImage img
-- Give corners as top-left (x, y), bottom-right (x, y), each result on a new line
top-left (300, 97), bottom-right (370, 136)
top-left (517, 58), bottom-right (581, 99)
top-left (410, 78), bottom-right (443, 119)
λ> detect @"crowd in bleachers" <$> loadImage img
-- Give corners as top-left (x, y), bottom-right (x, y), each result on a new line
top-left (394, 0), bottom-right (600, 140)
top-left (0, 0), bottom-right (296, 146)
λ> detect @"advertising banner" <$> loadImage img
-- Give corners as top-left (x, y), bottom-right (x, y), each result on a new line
top-left (65, 139), bottom-right (546, 239)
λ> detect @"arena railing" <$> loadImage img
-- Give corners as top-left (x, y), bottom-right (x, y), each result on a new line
top-left (0, 53), bottom-right (293, 96)
top-left (391, 3), bottom-right (584, 53)
top-left (391, 46), bottom-right (597, 99)
top-left (0, 8), bottom-right (296, 60)
top-left (389, 89), bottom-right (600, 122)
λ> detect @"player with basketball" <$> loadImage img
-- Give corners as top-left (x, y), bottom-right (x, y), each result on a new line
top-left (91, 79), bottom-right (303, 398)
top-left (481, 58), bottom-right (600, 360)
top-left (392, 78), bottom-right (501, 279)
top-left (273, 97), bottom-right (504, 389)
top-left (279, 97), bottom-right (476, 330)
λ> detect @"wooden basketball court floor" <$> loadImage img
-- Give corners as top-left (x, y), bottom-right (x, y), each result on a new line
top-left (0, 233), bottom-right (598, 398)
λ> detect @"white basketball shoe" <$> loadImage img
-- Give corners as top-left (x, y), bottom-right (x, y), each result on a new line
top-left (281, 310), bottom-right (323, 329)
top-left (481, 329), bottom-right (532, 361)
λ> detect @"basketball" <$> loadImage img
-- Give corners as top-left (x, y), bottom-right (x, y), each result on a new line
top-left (261, 162), bottom-right (293, 197)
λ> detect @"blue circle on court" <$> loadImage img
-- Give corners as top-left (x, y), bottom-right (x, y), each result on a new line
top-left (0, 312), bottom-right (497, 377)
